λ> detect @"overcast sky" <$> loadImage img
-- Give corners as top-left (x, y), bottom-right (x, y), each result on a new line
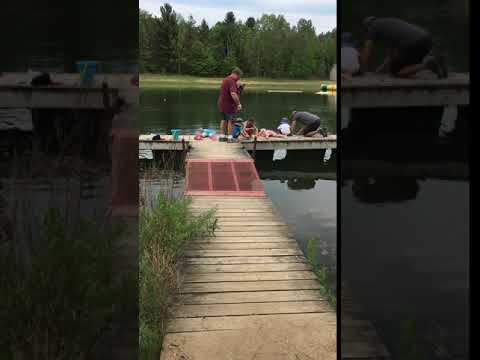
top-left (140, 0), bottom-right (336, 34)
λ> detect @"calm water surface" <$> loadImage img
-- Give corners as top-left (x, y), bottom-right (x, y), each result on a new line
top-left (341, 112), bottom-right (469, 358)
top-left (140, 88), bottom-right (336, 134)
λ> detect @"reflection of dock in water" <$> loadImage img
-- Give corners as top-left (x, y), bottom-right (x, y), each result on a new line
top-left (342, 160), bottom-right (469, 180)
top-left (342, 283), bottom-right (391, 359)
top-left (259, 170), bottom-right (336, 181)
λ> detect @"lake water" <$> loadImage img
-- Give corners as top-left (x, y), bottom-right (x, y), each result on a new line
top-left (140, 88), bottom-right (337, 284)
top-left (341, 110), bottom-right (469, 358)
top-left (140, 88), bottom-right (336, 135)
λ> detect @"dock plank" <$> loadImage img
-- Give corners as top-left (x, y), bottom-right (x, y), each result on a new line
top-left (194, 236), bottom-right (294, 243)
top-left (342, 72), bottom-right (469, 108)
top-left (173, 301), bottom-right (330, 318)
top-left (180, 290), bottom-right (322, 304)
top-left (161, 314), bottom-right (336, 360)
top-left (183, 271), bottom-right (316, 282)
top-left (166, 312), bottom-right (336, 333)
top-left (184, 263), bottom-right (312, 273)
top-left (184, 256), bottom-right (306, 265)
top-left (184, 248), bottom-right (301, 257)
top-left (187, 242), bottom-right (298, 249)
top-left (181, 279), bottom-right (322, 293)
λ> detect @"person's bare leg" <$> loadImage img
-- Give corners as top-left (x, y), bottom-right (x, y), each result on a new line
top-left (395, 63), bottom-right (428, 78)
top-left (304, 125), bottom-right (322, 137)
top-left (296, 126), bottom-right (307, 136)
top-left (305, 129), bottom-right (321, 137)
top-left (227, 120), bottom-right (233, 135)
top-left (220, 119), bottom-right (226, 136)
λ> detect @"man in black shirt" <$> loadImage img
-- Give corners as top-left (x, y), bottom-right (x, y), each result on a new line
top-left (360, 17), bottom-right (447, 78)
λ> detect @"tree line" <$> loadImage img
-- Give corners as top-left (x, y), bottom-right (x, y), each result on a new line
top-left (140, 4), bottom-right (336, 79)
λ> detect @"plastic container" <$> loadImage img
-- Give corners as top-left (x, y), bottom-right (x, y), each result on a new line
top-left (76, 61), bottom-right (97, 87)
top-left (171, 129), bottom-right (181, 140)
top-left (231, 123), bottom-right (242, 138)
top-left (202, 128), bottom-right (216, 138)
top-left (320, 83), bottom-right (336, 92)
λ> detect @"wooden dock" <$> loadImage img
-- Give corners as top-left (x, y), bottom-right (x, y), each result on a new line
top-left (160, 140), bottom-right (337, 359)
top-left (0, 73), bottom-right (137, 109)
top-left (341, 72), bottom-right (469, 108)
top-left (139, 134), bottom-right (337, 152)
top-left (341, 283), bottom-right (391, 359)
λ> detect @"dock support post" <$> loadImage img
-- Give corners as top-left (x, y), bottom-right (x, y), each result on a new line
top-left (252, 135), bottom-right (257, 160)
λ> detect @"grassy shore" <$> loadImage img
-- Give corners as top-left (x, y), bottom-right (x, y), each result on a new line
top-left (307, 239), bottom-right (337, 308)
top-left (139, 165), bottom-right (216, 360)
top-left (140, 74), bottom-right (334, 92)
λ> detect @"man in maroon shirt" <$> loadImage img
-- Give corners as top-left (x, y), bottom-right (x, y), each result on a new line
top-left (217, 67), bottom-right (243, 138)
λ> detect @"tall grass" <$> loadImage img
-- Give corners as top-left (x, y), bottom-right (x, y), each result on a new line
top-left (306, 238), bottom-right (337, 309)
top-left (139, 163), bottom-right (216, 360)
top-left (0, 208), bottom-right (128, 359)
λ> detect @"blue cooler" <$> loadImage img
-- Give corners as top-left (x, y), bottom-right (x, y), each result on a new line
top-left (76, 61), bottom-right (97, 87)
top-left (231, 123), bottom-right (242, 138)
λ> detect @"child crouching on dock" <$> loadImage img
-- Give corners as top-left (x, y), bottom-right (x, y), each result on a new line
top-left (238, 118), bottom-right (257, 140)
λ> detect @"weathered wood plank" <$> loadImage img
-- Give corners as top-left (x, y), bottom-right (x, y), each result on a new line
top-left (161, 318), bottom-right (336, 360)
top-left (184, 248), bottom-right (301, 257)
top-left (161, 185), bottom-right (337, 359)
top-left (181, 280), bottom-right (321, 293)
top-left (180, 289), bottom-right (322, 304)
top-left (166, 312), bottom-right (336, 333)
top-left (215, 221), bottom-right (287, 226)
top-left (341, 341), bottom-right (390, 359)
top-left (183, 263), bottom-right (312, 273)
top-left (342, 72), bottom-right (469, 108)
top-left (184, 256), bottom-right (306, 265)
top-left (187, 242), bottom-right (298, 250)
top-left (173, 301), bottom-right (330, 318)
top-left (183, 271), bottom-right (316, 283)
top-left (195, 214), bottom-right (279, 220)
top-left (213, 230), bottom-right (290, 237)
top-left (194, 236), bottom-right (294, 243)
top-left (191, 209), bottom-right (276, 214)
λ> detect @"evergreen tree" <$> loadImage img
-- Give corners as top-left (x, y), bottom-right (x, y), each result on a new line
top-left (153, 3), bottom-right (178, 73)
top-left (139, 4), bottom-right (336, 78)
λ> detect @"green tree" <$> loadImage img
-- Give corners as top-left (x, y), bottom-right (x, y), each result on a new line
top-left (221, 51), bottom-right (238, 76)
top-left (138, 4), bottom-right (336, 79)
top-left (189, 40), bottom-right (217, 76)
top-left (152, 3), bottom-right (179, 73)
top-left (139, 10), bottom-right (157, 72)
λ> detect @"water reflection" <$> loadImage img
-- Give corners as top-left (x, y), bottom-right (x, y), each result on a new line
top-left (341, 106), bottom-right (469, 359)
top-left (351, 177), bottom-right (419, 203)
top-left (256, 153), bottom-right (337, 278)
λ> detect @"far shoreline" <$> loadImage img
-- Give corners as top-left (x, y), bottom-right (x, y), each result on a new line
top-left (140, 74), bottom-right (335, 92)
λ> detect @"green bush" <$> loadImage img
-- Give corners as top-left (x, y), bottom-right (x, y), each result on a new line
top-left (139, 193), bottom-right (216, 360)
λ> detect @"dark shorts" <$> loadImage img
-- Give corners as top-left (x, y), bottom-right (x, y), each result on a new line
top-left (304, 120), bottom-right (321, 133)
top-left (220, 112), bottom-right (236, 121)
top-left (390, 35), bottom-right (432, 74)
